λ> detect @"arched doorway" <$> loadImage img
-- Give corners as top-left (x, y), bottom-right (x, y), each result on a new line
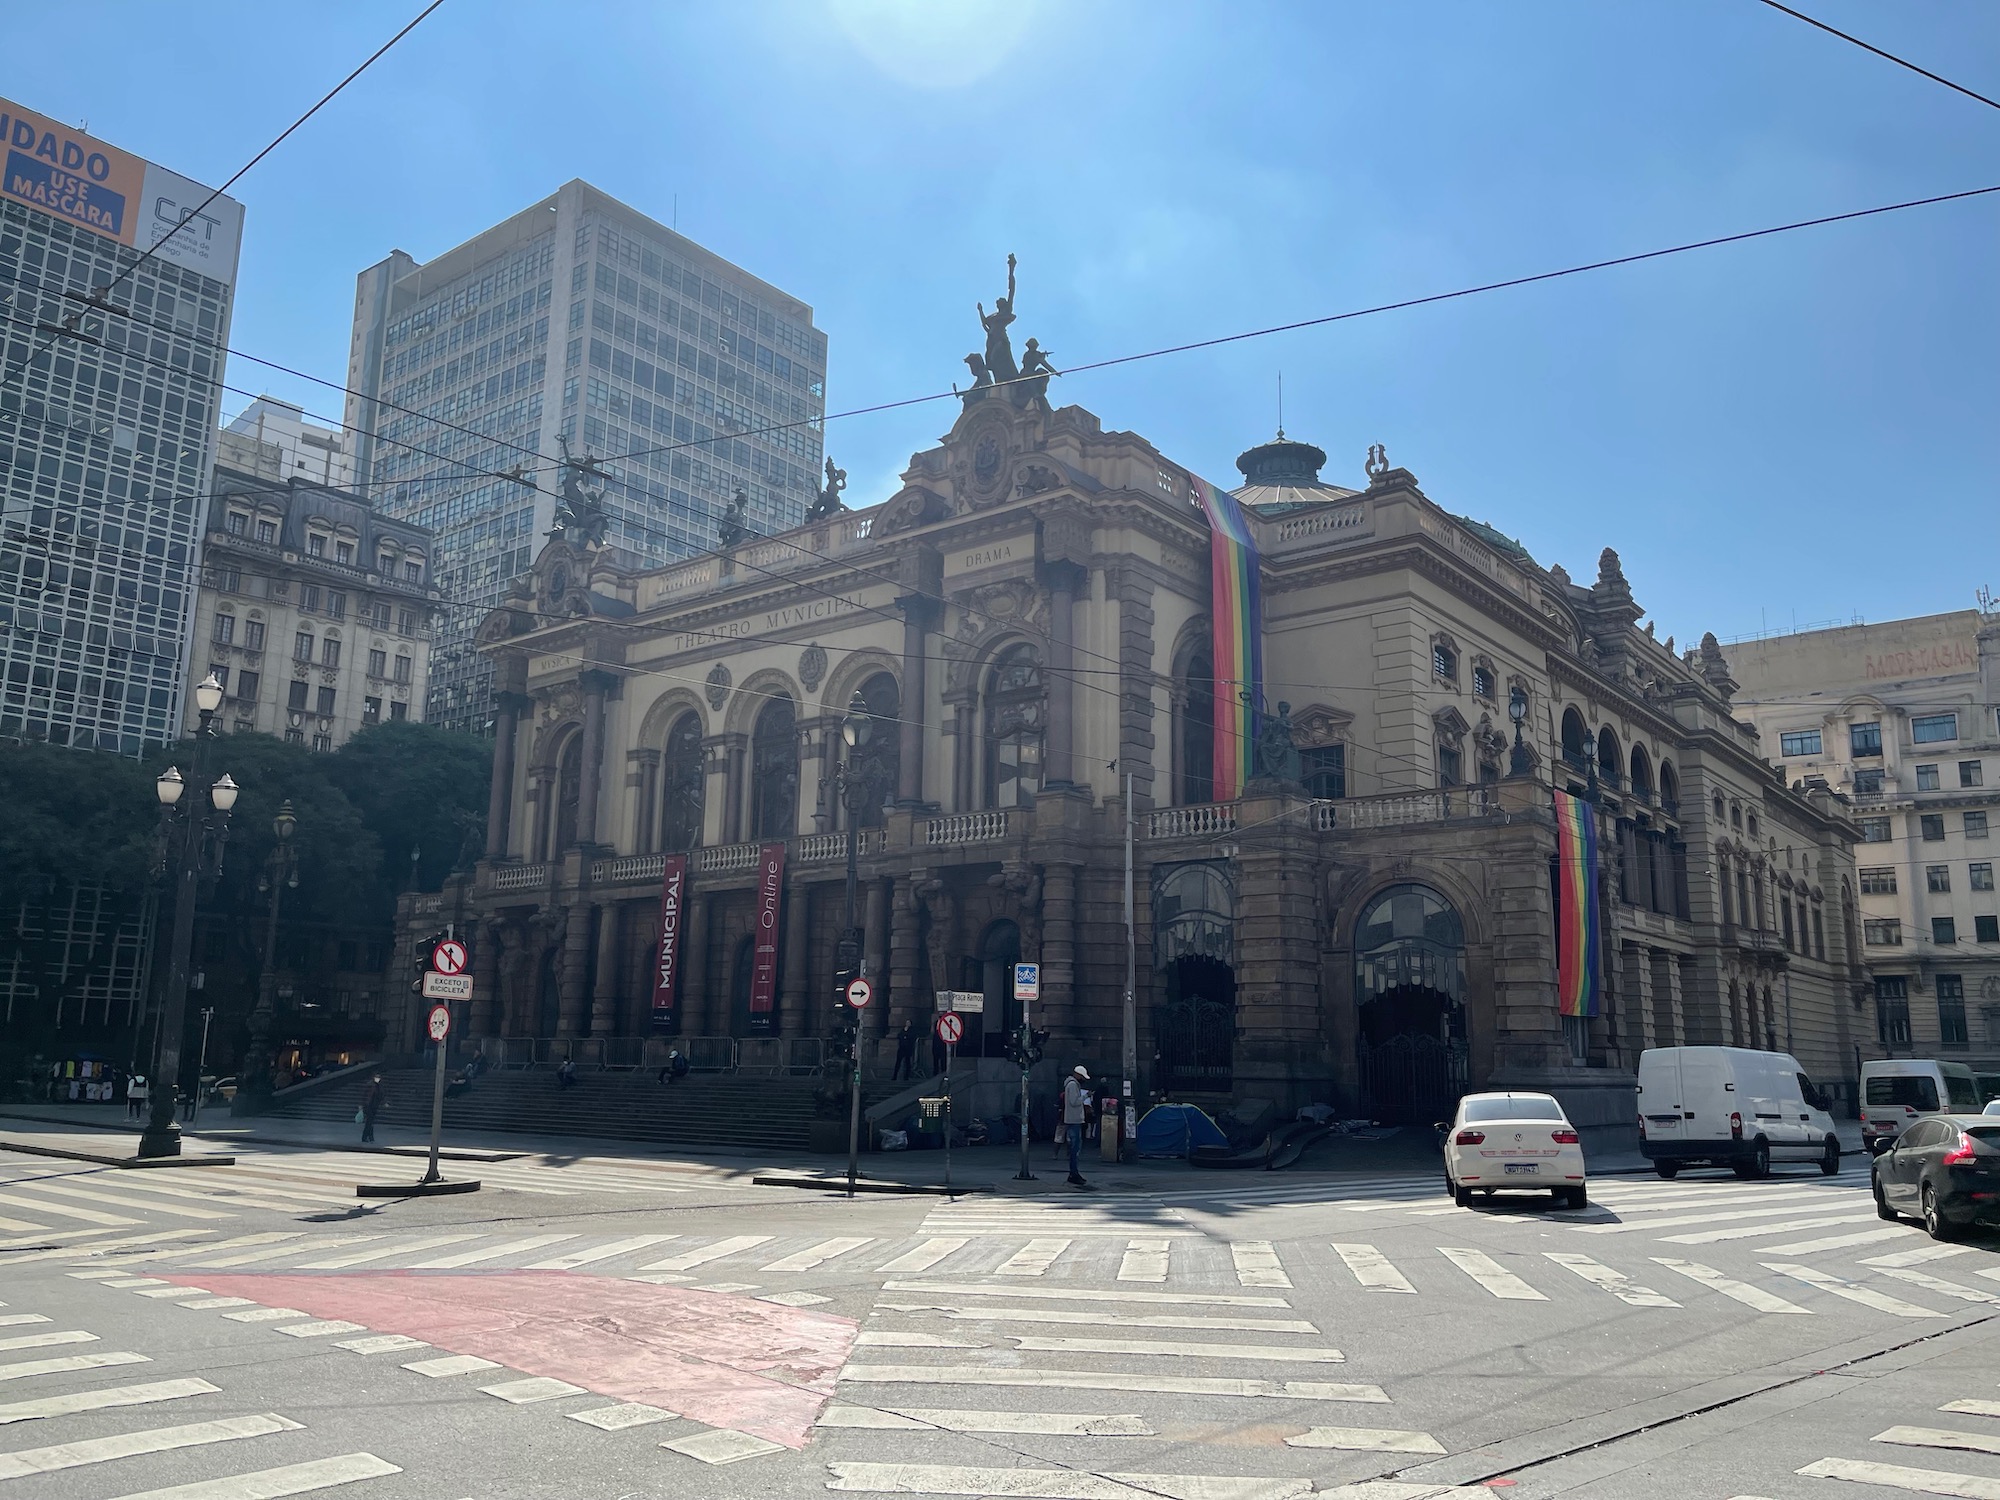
top-left (963, 919), bottom-right (1021, 1058)
top-left (1353, 883), bottom-right (1468, 1122)
top-left (1152, 863), bottom-right (1235, 1093)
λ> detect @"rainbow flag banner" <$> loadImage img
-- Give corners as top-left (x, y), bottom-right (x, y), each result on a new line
top-left (1554, 788), bottom-right (1601, 1017)
top-left (1189, 474), bottom-right (1263, 799)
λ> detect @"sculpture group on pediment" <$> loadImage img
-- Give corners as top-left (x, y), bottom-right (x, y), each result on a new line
top-left (805, 458), bottom-right (847, 520)
top-left (549, 437), bottom-right (611, 549)
top-left (960, 254), bottom-right (1061, 411)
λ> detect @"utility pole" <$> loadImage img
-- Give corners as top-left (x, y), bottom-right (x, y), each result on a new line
top-left (1122, 769), bottom-right (1137, 1155)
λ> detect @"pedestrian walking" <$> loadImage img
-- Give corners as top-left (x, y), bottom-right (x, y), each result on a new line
top-left (126, 1073), bottom-right (148, 1120)
top-left (893, 1022), bottom-right (916, 1081)
top-left (359, 1075), bottom-right (385, 1144)
top-left (1062, 1065), bottom-right (1091, 1187)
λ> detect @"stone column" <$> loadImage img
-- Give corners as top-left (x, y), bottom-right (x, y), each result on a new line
top-left (471, 919), bottom-right (501, 1039)
top-left (1229, 783), bottom-right (1320, 1109)
top-left (782, 879), bottom-right (811, 1035)
top-left (889, 876), bottom-right (921, 1032)
top-left (590, 902), bottom-right (622, 1035)
top-left (628, 749), bottom-right (659, 854)
top-left (557, 896), bottom-right (592, 1037)
top-left (864, 877), bottom-right (889, 1036)
top-left (1042, 862), bottom-right (1078, 1032)
top-left (724, 739), bottom-right (747, 842)
top-left (1040, 562), bottom-right (1087, 790)
top-left (1622, 942), bottom-right (1654, 1051)
top-left (947, 698), bottom-right (975, 812)
top-left (575, 669), bottom-right (616, 847)
top-left (682, 891), bottom-right (712, 1036)
top-left (485, 692), bottom-right (528, 858)
top-left (1649, 949), bottom-right (1680, 1046)
top-left (896, 598), bottom-right (943, 808)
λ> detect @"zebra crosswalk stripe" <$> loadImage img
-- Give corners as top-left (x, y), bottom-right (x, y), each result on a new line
top-left (295, 1234), bottom-right (476, 1270)
top-left (528, 1234), bottom-right (678, 1271)
top-left (1651, 1259), bottom-right (1811, 1315)
top-left (0, 1412), bottom-right (303, 1481)
top-left (876, 1239), bottom-right (967, 1276)
top-left (824, 1461), bottom-right (1311, 1497)
top-left (1438, 1248), bottom-right (1546, 1301)
top-left (409, 1235), bottom-right (577, 1269)
top-left (837, 1365), bottom-right (1386, 1402)
top-left (640, 1235), bottom-right (771, 1273)
top-left (1870, 1268), bottom-right (2000, 1305)
top-left (96, 1450), bottom-right (401, 1499)
top-left (1328, 1243), bottom-right (1415, 1294)
top-left (0, 1377), bottom-right (219, 1426)
top-left (1763, 1263), bottom-right (1947, 1318)
top-left (1117, 1240), bottom-right (1170, 1283)
top-left (0, 1190), bottom-right (136, 1226)
top-left (1873, 1424), bottom-right (2000, 1458)
top-left (816, 1406), bottom-right (1154, 1436)
top-left (761, 1236), bottom-right (873, 1273)
top-left (1542, 1252), bottom-right (1679, 1307)
top-left (1231, 1241), bottom-right (1291, 1289)
top-left (995, 1238), bottom-right (1070, 1277)
top-left (1797, 1455), bottom-right (2000, 1497)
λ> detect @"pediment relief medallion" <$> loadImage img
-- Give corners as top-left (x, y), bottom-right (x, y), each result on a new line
top-left (1291, 702), bottom-right (1353, 750)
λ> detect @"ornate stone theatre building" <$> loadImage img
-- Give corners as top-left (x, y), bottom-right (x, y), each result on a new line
top-left (407, 309), bottom-right (1866, 1127)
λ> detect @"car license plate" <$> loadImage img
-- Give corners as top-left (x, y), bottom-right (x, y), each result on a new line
top-left (1504, 1163), bottom-right (1538, 1175)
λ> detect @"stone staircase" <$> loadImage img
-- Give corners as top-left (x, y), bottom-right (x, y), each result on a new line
top-left (259, 1066), bottom-right (900, 1155)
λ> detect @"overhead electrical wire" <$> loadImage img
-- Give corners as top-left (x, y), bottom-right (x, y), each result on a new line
top-left (0, 0), bottom-right (448, 394)
top-left (1754, 0), bottom-right (2000, 115)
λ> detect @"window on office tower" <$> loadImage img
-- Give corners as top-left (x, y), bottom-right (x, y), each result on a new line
top-left (1779, 729), bottom-right (1821, 757)
top-left (1912, 713), bottom-right (1957, 744)
top-left (1917, 764), bottom-right (1940, 791)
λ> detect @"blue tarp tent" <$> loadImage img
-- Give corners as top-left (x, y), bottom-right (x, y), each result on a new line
top-left (1135, 1103), bottom-right (1230, 1158)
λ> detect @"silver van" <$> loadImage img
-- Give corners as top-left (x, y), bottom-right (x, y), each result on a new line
top-left (1638, 1046), bottom-right (1841, 1179)
top-left (1860, 1058), bottom-right (1985, 1155)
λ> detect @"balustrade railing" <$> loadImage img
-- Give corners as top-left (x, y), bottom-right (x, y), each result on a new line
top-left (592, 852), bottom-right (666, 884)
top-left (695, 842), bottom-right (761, 874)
top-left (1314, 785), bottom-right (1498, 831)
top-left (795, 828), bottom-right (886, 864)
top-left (492, 862), bottom-right (550, 892)
top-left (924, 810), bottom-right (1012, 846)
top-left (1145, 802), bottom-right (1239, 839)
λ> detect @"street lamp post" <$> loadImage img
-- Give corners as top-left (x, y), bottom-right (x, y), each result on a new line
top-left (236, 800), bottom-right (298, 1114)
top-left (138, 674), bottom-right (238, 1160)
top-left (835, 692), bottom-right (873, 1196)
top-left (1508, 684), bottom-right (1534, 777)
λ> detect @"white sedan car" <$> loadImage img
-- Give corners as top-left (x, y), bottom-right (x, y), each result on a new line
top-left (1442, 1091), bottom-right (1588, 1209)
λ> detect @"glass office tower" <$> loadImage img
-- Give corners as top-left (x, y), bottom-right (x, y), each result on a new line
top-left (346, 180), bottom-right (826, 733)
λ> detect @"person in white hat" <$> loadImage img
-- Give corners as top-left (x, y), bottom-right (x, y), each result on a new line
top-left (1062, 1065), bottom-right (1091, 1186)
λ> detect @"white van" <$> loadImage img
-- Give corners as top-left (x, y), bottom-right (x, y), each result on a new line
top-left (1637, 1046), bottom-right (1841, 1179)
top-left (1860, 1058), bottom-right (1985, 1155)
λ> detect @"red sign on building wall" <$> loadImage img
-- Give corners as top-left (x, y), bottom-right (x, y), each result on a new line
top-left (747, 842), bottom-right (786, 1032)
top-left (650, 854), bottom-right (689, 1029)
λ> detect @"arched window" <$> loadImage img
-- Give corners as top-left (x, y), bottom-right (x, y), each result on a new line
top-left (1660, 762), bottom-right (1679, 812)
top-left (1178, 648), bottom-right (1214, 805)
top-left (984, 644), bottom-right (1045, 810)
top-left (553, 732), bottom-right (583, 853)
top-left (1731, 803), bottom-right (1743, 830)
top-left (750, 696), bottom-right (798, 840)
top-left (844, 672), bottom-right (901, 830)
top-left (1597, 726), bottom-right (1622, 787)
top-left (1561, 708), bottom-right (1588, 770)
top-left (1713, 792), bottom-right (1725, 820)
top-left (658, 711), bottom-right (705, 852)
top-left (1629, 746), bottom-right (1653, 800)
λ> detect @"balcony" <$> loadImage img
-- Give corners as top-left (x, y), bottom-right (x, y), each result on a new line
top-left (593, 852), bottom-right (665, 885)
top-left (925, 811), bottom-right (1012, 847)
top-left (1315, 785), bottom-right (1499, 831)
top-left (795, 829), bottom-right (887, 864)
top-left (492, 862), bottom-right (550, 892)
top-left (695, 843), bottom-right (761, 874)
top-left (1146, 803), bottom-right (1238, 840)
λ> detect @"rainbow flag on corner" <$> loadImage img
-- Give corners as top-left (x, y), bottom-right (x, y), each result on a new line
top-left (1189, 475), bottom-right (1263, 799)
top-left (1554, 788), bottom-right (1601, 1017)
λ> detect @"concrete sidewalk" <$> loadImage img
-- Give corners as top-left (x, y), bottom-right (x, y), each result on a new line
top-left (0, 1101), bottom-right (1868, 1194)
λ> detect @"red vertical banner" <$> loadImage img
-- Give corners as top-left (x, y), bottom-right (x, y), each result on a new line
top-left (747, 842), bottom-right (786, 1032)
top-left (650, 854), bottom-right (689, 1031)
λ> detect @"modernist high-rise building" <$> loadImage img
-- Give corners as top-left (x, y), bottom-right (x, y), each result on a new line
top-left (344, 179), bottom-right (827, 733)
top-left (0, 95), bottom-right (244, 753)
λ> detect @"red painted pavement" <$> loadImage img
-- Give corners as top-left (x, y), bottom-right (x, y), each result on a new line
top-left (173, 1272), bottom-right (856, 1449)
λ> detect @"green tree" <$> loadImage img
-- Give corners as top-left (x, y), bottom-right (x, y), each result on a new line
top-left (0, 743), bottom-right (157, 1049)
top-left (326, 720), bottom-right (490, 894)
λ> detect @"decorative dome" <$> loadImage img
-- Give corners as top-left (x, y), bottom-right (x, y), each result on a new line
top-left (1230, 431), bottom-right (1359, 515)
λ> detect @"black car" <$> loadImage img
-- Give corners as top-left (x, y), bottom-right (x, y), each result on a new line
top-left (1872, 1114), bottom-right (2000, 1240)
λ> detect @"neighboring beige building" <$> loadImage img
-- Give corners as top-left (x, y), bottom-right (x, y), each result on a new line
top-left (397, 364), bottom-right (1865, 1132)
top-left (1733, 609), bottom-right (2000, 1079)
top-left (187, 432), bottom-right (440, 748)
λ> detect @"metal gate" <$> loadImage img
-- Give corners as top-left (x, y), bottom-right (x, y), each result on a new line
top-left (1357, 1034), bottom-right (1467, 1124)
top-left (1155, 996), bottom-right (1234, 1093)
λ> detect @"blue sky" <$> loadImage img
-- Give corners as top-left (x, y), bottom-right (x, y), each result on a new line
top-left (7, 1), bottom-right (1994, 644)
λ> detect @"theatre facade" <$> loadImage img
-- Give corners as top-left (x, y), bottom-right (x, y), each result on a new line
top-left (403, 383), bottom-right (1869, 1126)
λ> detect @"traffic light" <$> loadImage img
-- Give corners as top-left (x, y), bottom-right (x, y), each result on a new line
top-left (409, 931), bottom-right (445, 995)
top-left (1005, 1023), bottom-right (1049, 1070)
top-left (827, 1017), bottom-right (857, 1066)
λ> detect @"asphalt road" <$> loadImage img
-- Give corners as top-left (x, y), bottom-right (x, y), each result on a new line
top-left (2, 1141), bottom-right (1996, 1499)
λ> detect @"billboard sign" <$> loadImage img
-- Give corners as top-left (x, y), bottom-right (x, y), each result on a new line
top-left (0, 98), bottom-right (243, 288)
top-left (650, 854), bottom-right (689, 1029)
top-left (747, 842), bottom-right (786, 1032)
